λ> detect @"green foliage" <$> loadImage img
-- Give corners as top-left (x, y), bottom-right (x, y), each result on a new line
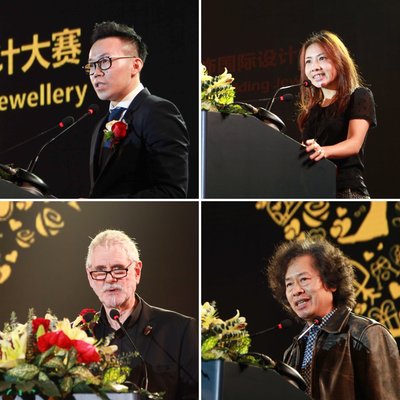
top-left (0, 311), bottom-right (132, 399)
top-left (201, 65), bottom-right (250, 116)
top-left (201, 301), bottom-right (251, 361)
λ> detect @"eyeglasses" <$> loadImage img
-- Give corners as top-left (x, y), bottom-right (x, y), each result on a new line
top-left (89, 261), bottom-right (135, 281)
top-left (82, 56), bottom-right (137, 75)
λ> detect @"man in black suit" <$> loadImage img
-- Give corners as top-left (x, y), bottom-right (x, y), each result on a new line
top-left (84, 21), bottom-right (189, 198)
top-left (85, 229), bottom-right (198, 399)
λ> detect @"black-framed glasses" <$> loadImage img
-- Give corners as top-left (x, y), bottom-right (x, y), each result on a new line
top-left (89, 261), bottom-right (135, 281)
top-left (82, 56), bottom-right (137, 76)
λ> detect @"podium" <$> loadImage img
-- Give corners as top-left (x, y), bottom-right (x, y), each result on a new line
top-left (0, 179), bottom-right (43, 198)
top-left (202, 360), bottom-right (310, 400)
top-left (11, 394), bottom-right (141, 400)
top-left (201, 111), bottom-right (336, 198)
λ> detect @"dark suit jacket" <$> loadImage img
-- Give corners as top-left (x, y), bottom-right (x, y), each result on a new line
top-left (93, 298), bottom-right (198, 400)
top-left (89, 88), bottom-right (189, 198)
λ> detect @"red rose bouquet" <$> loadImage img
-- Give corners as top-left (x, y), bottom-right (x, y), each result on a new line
top-left (0, 309), bottom-right (131, 399)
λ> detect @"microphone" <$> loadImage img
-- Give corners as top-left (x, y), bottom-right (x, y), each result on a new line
top-left (109, 309), bottom-right (149, 391)
top-left (27, 104), bottom-right (99, 173)
top-left (267, 80), bottom-right (311, 111)
top-left (297, 316), bottom-right (322, 340)
top-left (250, 319), bottom-right (293, 338)
top-left (243, 93), bottom-right (294, 104)
top-left (230, 101), bottom-right (286, 132)
top-left (0, 116), bottom-right (75, 155)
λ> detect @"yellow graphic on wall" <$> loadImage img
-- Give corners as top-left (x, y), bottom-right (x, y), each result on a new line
top-left (256, 201), bottom-right (400, 338)
top-left (0, 201), bottom-right (80, 284)
top-left (1, 28), bottom-right (81, 75)
top-left (0, 27), bottom-right (87, 110)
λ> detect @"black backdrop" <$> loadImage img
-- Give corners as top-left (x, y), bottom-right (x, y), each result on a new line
top-left (0, 0), bottom-right (198, 198)
top-left (202, 0), bottom-right (400, 198)
top-left (202, 201), bottom-right (400, 361)
top-left (0, 201), bottom-right (198, 325)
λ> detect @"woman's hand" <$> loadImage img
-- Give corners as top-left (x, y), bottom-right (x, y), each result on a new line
top-left (305, 138), bottom-right (326, 161)
top-left (305, 119), bottom-right (370, 162)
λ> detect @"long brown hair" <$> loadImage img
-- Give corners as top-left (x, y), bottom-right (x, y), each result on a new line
top-left (297, 31), bottom-right (363, 131)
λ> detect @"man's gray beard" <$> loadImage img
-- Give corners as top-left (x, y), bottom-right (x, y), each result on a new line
top-left (102, 284), bottom-right (123, 308)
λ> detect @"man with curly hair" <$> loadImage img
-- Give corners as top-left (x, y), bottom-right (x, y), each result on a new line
top-left (267, 237), bottom-right (400, 400)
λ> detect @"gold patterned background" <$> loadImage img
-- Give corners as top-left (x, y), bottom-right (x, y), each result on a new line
top-left (0, 201), bottom-right (198, 324)
top-left (0, 201), bottom-right (81, 286)
top-left (256, 201), bottom-right (400, 339)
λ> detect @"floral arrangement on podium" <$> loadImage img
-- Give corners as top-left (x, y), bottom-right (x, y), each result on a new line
top-left (0, 309), bottom-right (133, 399)
top-left (201, 65), bottom-right (249, 116)
top-left (201, 301), bottom-right (251, 361)
top-left (201, 301), bottom-right (275, 369)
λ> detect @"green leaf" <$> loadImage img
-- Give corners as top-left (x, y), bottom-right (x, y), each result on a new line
top-left (36, 346), bottom-right (56, 366)
top-left (60, 375), bottom-right (73, 395)
top-left (71, 382), bottom-right (92, 393)
top-left (42, 356), bottom-right (67, 376)
top-left (103, 367), bottom-right (130, 385)
top-left (36, 378), bottom-right (61, 397)
top-left (38, 371), bottom-right (50, 382)
top-left (201, 336), bottom-right (219, 353)
top-left (15, 380), bottom-right (35, 393)
top-left (66, 347), bottom-right (78, 369)
top-left (69, 366), bottom-right (101, 386)
top-left (6, 363), bottom-right (40, 380)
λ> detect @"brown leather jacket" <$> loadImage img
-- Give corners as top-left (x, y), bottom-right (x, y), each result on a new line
top-left (283, 307), bottom-right (400, 400)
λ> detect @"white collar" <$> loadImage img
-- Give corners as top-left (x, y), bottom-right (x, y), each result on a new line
top-left (109, 83), bottom-right (145, 112)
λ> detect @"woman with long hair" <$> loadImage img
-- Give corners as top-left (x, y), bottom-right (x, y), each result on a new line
top-left (298, 31), bottom-right (376, 198)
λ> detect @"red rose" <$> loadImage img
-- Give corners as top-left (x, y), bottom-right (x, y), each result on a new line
top-left (32, 318), bottom-right (50, 334)
top-left (72, 340), bottom-right (100, 364)
top-left (37, 331), bottom-right (72, 352)
top-left (80, 308), bottom-right (97, 316)
top-left (111, 121), bottom-right (127, 140)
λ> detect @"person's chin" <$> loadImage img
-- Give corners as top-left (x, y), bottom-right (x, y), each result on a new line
top-left (95, 90), bottom-right (111, 101)
top-left (312, 80), bottom-right (323, 88)
top-left (294, 305), bottom-right (314, 321)
top-left (102, 293), bottom-right (124, 308)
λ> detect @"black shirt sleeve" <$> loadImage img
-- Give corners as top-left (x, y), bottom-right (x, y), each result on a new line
top-left (349, 87), bottom-right (377, 129)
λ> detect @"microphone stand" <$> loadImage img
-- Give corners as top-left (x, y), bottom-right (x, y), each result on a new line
top-left (110, 310), bottom-right (149, 392)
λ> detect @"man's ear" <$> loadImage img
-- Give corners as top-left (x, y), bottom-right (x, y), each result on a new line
top-left (131, 57), bottom-right (143, 76)
top-left (134, 261), bottom-right (143, 284)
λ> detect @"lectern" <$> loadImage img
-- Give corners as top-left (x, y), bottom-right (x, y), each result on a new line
top-left (0, 179), bottom-right (43, 198)
top-left (11, 394), bottom-right (141, 400)
top-left (201, 111), bottom-right (336, 198)
top-left (201, 360), bottom-right (310, 400)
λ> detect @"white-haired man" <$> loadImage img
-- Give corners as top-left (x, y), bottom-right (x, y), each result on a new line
top-left (86, 229), bottom-right (197, 399)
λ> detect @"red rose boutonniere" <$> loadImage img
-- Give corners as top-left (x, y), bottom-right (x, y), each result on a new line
top-left (78, 308), bottom-right (99, 335)
top-left (103, 119), bottom-right (128, 148)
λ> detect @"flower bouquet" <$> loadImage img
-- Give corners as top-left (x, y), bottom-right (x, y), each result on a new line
top-left (201, 301), bottom-right (251, 362)
top-left (201, 66), bottom-right (249, 116)
top-left (0, 309), bottom-right (132, 399)
top-left (201, 301), bottom-right (274, 368)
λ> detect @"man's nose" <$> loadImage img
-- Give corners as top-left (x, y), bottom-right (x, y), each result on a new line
top-left (105, 271), bottom-right (117, 282)
top-left (93, 63), bottom-right (104, 77)
top-left (292, 281), bottom-right (304, 295)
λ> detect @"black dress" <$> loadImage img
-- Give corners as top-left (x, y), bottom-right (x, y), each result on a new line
top-left (302, 87), bottom-right (377, 197)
